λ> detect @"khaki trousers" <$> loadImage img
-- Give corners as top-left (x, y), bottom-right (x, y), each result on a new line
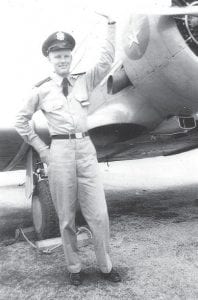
top-left (48, 136), bottom-right (112, 273)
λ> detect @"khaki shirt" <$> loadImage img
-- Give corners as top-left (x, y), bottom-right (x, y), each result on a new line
top-left (15, 24), bottom-right (116, 153)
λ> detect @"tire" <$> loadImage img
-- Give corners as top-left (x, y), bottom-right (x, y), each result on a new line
top-left (32, 180), bottom-right (60, 240)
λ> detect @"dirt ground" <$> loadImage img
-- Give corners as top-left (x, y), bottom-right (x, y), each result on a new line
top-left (1, 151), bottom-right (198, 299)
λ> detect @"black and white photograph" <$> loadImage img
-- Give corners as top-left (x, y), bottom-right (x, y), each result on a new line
top-left (1, 0), bottom-right (198, 298)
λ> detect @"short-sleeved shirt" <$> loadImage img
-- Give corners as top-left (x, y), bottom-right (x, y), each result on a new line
top-left (15, 24), bottom-right (116, 153)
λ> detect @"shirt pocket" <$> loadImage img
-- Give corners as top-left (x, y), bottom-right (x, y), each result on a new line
top-left (42, 100), bottom-right (64, 112)
top-left (72, 83), bottom-right (90, 107)
top-left (68, 93), bottom-right (90, 109)
top-left (75, 95), bottom-right (90, 107)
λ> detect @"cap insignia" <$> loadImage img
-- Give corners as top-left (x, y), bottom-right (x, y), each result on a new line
top-left (56, 31), bottom-right (65, 41)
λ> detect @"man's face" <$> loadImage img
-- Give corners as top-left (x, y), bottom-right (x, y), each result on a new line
top-left (48, 49), bottom-right (72, 77)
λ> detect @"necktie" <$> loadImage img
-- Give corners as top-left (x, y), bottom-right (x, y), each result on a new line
top-left (62, 77), bottom-right (69, 97)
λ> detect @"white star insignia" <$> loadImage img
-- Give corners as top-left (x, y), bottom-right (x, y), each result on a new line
top-left (128, 31), bottom-right (139, 48)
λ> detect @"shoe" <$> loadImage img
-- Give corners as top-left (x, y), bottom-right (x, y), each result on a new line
top-left (101, 268), bottom-right (121, 282)
top-left (69, 272), bottom-right (82, 286)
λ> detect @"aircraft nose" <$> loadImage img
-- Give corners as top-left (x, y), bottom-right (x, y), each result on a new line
top-left (122, 14), bottom-right (150, 60)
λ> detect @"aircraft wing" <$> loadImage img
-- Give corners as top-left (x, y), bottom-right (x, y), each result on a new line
top-left (95, 127), bottom-right (198, 162)
top-left (0, 126), bottom-right (29, 172)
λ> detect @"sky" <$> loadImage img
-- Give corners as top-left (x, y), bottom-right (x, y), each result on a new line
top-left (0, 0), bottom-right (171, 125)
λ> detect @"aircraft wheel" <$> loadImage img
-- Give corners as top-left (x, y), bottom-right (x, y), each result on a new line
top-left (32, 180), bottom-right (60, 240)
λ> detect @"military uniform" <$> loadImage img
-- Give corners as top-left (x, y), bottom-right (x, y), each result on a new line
top-left (15, 24), bottom-right (116, 274)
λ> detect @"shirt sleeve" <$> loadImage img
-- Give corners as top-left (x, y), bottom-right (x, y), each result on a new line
top-left (86, 23), bottom-right (116, 93)
top-left (15, 87), bottom-right (49, 153)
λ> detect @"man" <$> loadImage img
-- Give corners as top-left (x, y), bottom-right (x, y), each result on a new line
top-left (15, 14), bottom-right (121, 286)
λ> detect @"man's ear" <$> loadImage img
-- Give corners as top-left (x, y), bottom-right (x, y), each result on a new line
top-left (47, 52), bottom-right (52, 62)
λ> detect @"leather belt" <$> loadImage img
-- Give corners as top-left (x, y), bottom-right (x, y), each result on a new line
top-left (52, 132), bottom-right (89, 139)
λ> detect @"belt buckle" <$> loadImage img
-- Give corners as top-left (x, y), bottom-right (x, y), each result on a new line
top-left (75, 132), bottom-right (83, 139)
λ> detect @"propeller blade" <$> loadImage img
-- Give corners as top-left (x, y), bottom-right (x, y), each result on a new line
top-left (132, 6), bottom-right (198, 17)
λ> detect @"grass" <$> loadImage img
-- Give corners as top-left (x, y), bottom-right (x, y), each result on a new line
top-left (1, 189), bottom-right (198, 299)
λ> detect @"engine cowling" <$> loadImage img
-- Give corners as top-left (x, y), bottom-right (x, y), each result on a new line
top-left (173, 0), bottom-right (198, 56)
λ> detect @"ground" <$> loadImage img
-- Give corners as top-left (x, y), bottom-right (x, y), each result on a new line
top-left (1, 150), bottom-right (198, 299)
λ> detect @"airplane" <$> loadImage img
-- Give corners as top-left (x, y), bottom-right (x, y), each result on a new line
top-left (1, 0), bottom-right (198, 240)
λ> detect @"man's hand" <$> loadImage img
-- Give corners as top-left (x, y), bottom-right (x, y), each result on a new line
top-left (39, 148), bottom-right (50, 165)
top-left (95, 11), bottom-right (116, 24)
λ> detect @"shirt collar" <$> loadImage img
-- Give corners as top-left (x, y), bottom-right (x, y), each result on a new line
top-left (50, 72), bottom-right (73, 87)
